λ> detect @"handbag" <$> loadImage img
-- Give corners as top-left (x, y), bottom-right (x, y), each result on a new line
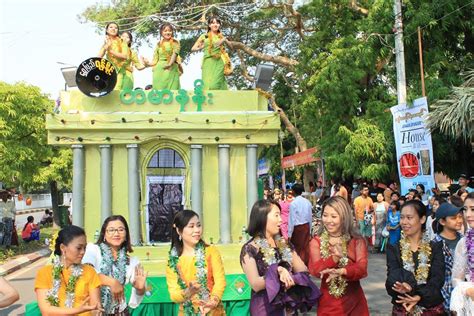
top-left (364, 211), bottom-right (373, 226)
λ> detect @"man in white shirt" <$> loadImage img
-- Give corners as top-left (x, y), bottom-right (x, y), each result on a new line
top-left (288, 183), bottom-right (313, 265)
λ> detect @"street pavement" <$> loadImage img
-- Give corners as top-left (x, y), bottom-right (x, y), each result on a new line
top-left (0, 252), bottom-right (392, 315)
top-left (14, 209), bottom-right (47, 230)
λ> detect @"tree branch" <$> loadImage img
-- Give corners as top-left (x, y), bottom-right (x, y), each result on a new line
top-left (256, 88), bottom-right (308, 151)
top-left (350, 0), bottom-right (369, 16)
top-left (230, 41), bottom-right (298, 68)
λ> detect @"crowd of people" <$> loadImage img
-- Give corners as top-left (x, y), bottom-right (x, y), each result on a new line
top-left (1, 173), bottom-right (474, 315)
top-left (98, 16), bottom-right (232, 93)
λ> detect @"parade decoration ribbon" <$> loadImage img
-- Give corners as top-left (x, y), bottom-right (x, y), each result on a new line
top-left (168, 240), bottom-right (210, 315)
top-left (253, 235), bottom-right (293, 267)
top-left (99, 243), bottom-right (129, 314)
top-left (319, 229), bottom-right (349, 298)
top-left (46, 255), bottom-right (83, 308)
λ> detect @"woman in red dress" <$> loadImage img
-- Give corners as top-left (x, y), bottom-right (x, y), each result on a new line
top-left (308, 196), bottom-right (369, 315)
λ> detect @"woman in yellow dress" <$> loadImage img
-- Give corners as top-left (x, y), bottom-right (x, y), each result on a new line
top-left (120, 31), bottom-right (146, 90)
top-left (98, 22), bottom-right (130, 90)
top-left (144, 23), bottom-right (181, 90)
top-left (166, 210), bottom-right (226, 315)
top-left (35, 225), bottom-right (103, 316)
top-left (191, 16), bottom-right (232, 90)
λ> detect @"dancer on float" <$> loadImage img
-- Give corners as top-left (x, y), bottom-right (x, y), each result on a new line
top-left (82, 215), bottom-right (147, 315)
top-left (35, 225), bottom-right (103, 315)
top-left (191, 16), bottom-right (232, 90)
top-left (166, 210), bottom-right (226, 315)
top-left (98, 22), bottom-right (129, 90)
top-left (450, 192), bottom-right (474, 314)
top-left (386, 200), bottom-right (445, 315)
top-left (120, 31), bottom-right (146, 90)
top-left (143, 23), bottom-right (181, 90)
top-left (308, 196), bottom-right (369, 315)
top-left (240, 199), bottom-right (320, 315)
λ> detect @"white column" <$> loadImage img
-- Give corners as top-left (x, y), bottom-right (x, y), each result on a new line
top-left (72, 145), bottom-right (84, 227)
top-left (218, 144), bottom-right (231, 244)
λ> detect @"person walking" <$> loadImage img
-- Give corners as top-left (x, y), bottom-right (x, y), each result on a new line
top-left (288, 183), bottom-right (313, 265)
top-left (353, 184), bottom-right (374, 250)
top-left (0, 190), bottom-right (16, 248)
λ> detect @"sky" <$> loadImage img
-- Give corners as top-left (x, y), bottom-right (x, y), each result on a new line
top-left (0, 0), bottom-right (202, 100)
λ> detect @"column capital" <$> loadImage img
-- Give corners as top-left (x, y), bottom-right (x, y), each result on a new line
top-left (218, 144), bottom-right (230, 149)
top-left (191, 145), bottom-right (203, 149)
top-left (126, 144), bottom-right (138, 149)
top-left (246, 144), bottom-right (258, 148)
top-left (99, 145), bottom-right (111, 149)
top-left (71, 144), bottom-right (84, 149)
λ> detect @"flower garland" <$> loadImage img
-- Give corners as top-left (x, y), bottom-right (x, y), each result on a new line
top-left (207, 32), bottom-right (224, 59)
top-left (46, 255), bottom-right (83, 308)
top-left (99, 243), bottom-right (128, 314)
top-left (159, 39), bottom-right (179, 63)
top-left (399, 231), bottom-right (431, 285)
top-left (254, 235), bottom-right (293, 268)
top-left (168, 241), bottom-right (209, 316)
top-left (466, 229), bottom-right (474, 281)
top-left (319, 229), bottom-right (349, 298)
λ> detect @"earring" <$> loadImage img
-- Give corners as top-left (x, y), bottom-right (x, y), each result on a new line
top-left (179, 235), bottom-right (182, 241)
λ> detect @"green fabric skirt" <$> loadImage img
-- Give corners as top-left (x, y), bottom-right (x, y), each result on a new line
top-left (152, 61), bottom-right (180, 90)
top-left (202, 56), bottom-right (228, 90)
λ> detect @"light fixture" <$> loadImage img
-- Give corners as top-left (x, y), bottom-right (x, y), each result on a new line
top-left (254, 64), bottom-right (274, 91)
top-left (60, 66), bottom-right (78, 91)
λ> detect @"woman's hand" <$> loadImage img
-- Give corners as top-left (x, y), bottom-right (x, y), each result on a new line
top-left (466, 287), bottom-right (474, 300)
top-left (109, 278), bottom-right (124, 303)
top-left (77, 296), bottom-right (105, 314)
top-left (163, 64), bottom-right (172, 70)
top-left (133, 264), bottom-right (148, 293)
top-left (392, 281), bottom-right (412, 294)
top-left (199, 295), bottom-right (219, 315)
top-left (277, 266), bottom-right (295, 289)
top-left (184, 281), bottom-right (201, 299)
top-left (320, 268), bottom-right (346, 283)
top-left (395, 294), bottom-right (420, 312)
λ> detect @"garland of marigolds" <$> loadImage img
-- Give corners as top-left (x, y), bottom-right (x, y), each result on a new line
top-left (168, 240), bottom-right (210, 315)
top-left (399, 231), bottom-right (431, 284)
top-left (319, 230), bottom-right (349, 298)
top-left (46, 256), bottom-right (83, 308)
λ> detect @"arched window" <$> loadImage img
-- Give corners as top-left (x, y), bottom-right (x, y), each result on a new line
top-left (148, 149), bottom-right (185, 168)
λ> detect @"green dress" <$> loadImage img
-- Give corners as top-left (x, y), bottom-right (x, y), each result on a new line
top-left (152, 40), bottom-right (181, 90)
top-left (123, 50), bottom-right (144, 90)
top-left (200, 33), bottom-right (228, 90)
top-left (105, 38), bottom-right (129, 90)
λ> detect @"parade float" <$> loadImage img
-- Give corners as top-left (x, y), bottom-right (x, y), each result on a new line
top-left (45, 56), bottom-right (280, 313)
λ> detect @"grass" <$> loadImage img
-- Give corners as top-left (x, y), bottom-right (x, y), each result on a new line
top-left (0, 226), bottom-right (59, 265)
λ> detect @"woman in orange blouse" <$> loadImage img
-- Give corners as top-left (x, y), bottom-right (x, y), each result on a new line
top-left (35, 225), bottom-right (103, 316)
top-left (166, 210), bottom-right (226, 315)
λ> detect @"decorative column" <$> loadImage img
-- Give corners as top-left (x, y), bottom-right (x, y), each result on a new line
top-left (127, 144), bottom-right (140, 245)
top-left (100, 145), bottom-right (112, 223)
top-left (218, 144), bottom-right (231, 244)
top-left (72, 145), bottom-right (84, 227)
top-left (190, 145), bottom-right (203, 218)
top-left (246, 144), bottom-right (258, 218)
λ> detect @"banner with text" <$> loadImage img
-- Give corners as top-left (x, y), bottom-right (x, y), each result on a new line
top-left (390, 97), bottom-right (435, 195)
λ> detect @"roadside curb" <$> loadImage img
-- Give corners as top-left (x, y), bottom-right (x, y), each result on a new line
top-left (0, 248), bottom-right (51, 277)
top-left (15, 208), bottom-right (49, 216)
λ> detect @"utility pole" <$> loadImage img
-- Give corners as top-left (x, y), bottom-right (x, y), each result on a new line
top-left (394, 0), bottom-right (407, 105)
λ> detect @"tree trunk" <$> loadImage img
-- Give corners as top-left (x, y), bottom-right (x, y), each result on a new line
top-left (50, 181), bottom-right (60, 228)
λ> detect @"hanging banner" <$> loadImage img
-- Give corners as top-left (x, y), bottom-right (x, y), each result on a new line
top-left (281, 147), bottom-right (319, 169)
top-left (390, 97), bottom-right (435, 195)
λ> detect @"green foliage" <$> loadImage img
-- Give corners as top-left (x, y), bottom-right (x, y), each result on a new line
top-left (0, 82), bottom-right (72, 191)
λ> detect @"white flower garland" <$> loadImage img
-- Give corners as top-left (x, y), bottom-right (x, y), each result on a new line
top-left (254, 235), bottom-right (293, 267)
top-left (46, 255), bottom-right (83, 308)
top-left (99, 243), bottom-right (128, 313)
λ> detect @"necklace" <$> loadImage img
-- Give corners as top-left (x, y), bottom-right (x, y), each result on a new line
top-left (46, 256), bottom-right (83, 308)
top-left (399, 231), bottom-right (431, 284)
top-left (168, 241), bottom-right (209, 315)
top-left (253, 235), bottom-right (293, 268)
top-left (320, 229), bottom-right (349, 298)
top-left (99, 243), bottom-right (128, 313)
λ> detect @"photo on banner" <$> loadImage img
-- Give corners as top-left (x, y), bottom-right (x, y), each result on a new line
top-left (390, 97), bottom-right (435, 195)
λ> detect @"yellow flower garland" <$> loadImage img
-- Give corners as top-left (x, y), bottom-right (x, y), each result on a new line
top-left (319, 230), bottom-right (350, 298)
top-left (399, 231), bottom-right (431, 284)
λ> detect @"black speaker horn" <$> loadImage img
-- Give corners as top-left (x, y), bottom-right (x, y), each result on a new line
top-left (75, 57), bottom-right (117, 97)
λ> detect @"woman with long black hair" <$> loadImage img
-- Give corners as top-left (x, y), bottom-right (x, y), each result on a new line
top-left (166, 210), bottom-right (226, 315)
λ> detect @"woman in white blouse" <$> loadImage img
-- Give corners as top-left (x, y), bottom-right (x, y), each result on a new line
top-left (82, 215), bottom-right (147, 315)
top-left (450, 193), bottom-right (474, 315)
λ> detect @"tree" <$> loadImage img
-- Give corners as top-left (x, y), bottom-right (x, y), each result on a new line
top-left (81, 0), bottom-right (474, 181)
top-left (0, 82), bottom-right (72, 226)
